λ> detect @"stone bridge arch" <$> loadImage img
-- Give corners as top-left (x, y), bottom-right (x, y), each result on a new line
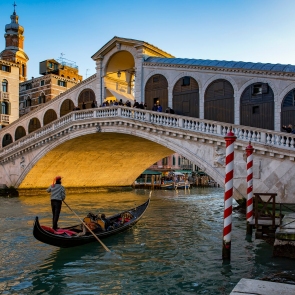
top-left (15, 128), bottom-right (225, 190)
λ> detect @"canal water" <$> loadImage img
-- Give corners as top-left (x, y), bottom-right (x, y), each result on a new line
top-left (0, 187), bottom-right (294, 295)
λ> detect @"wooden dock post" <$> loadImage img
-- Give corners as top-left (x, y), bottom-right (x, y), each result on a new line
top-left (246, 142), bottom-right (254, 235)
top-left (222, 127), bottom-right (236, 260)
top-left (151, 175), bottom-right (155, 190)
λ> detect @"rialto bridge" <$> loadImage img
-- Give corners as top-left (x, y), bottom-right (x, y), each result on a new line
top-left (0, 37), bottom-right (295, 202)
top-left (0, 106), bottom-right (295, 203)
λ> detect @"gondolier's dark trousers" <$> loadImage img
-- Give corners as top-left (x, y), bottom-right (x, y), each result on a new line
top-left (51, 199), bottom-right (62, 230)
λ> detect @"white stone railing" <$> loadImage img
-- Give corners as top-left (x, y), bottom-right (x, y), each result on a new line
top-left (1, 106), bottom-right (295, 159)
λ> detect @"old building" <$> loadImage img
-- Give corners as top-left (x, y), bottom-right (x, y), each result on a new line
top-left (0, 6), bottom-right (26, 129)
top-left (0, 59), bottom-right (19, 129)
top-left (19, 58), bottom-right (83, 116)
top-left (0, 5), bottom-right (28, 82)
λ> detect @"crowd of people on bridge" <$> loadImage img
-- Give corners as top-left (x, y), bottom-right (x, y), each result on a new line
top-left (73, 98), bottom-right (175, 114)
top-left (282, 124), bottom-right (295, 134)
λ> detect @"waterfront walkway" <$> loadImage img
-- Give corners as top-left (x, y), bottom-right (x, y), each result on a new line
top-left (230, 278), bottom-right (295, 294)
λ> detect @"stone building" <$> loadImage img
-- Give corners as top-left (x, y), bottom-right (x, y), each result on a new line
top-left (0, 59), bottom-right (19, 128)
top-left (0, 5), bottom-right (28, 82)
top-left (0, 6), bottom-right (27, 128)
top-left (19, 58), bottom-right (83, 116)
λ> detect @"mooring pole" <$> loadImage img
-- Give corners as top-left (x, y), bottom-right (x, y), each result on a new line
top-left (222, 127), bottom-right (237, 260)
top-left (246, 141), bottom-right (254, 235)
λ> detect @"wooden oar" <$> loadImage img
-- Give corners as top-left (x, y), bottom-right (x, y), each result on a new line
top-left (63, 200), bottom-right (111, 252)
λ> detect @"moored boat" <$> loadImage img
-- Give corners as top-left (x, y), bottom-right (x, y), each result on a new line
top-left (160, 181), bottom-right (175, 190)
top-left (175, 181), bottom-right (190, 190)
top-left (33, 197), bottom-right (150, 248)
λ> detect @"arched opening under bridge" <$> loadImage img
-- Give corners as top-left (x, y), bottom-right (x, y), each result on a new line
top-left (18, 133), bottom-right (174, 189)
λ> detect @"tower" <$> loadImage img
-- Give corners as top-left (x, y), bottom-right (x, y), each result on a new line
top-left (0, 3), bottom-right (29, 82)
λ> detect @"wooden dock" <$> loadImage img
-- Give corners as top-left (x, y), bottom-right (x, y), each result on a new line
top-left (273, 212), bottom-right (295, 258)
top-left (230, 278), bottom-right (295, 295)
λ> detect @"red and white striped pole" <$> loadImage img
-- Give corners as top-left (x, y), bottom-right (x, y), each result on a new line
top-left (246, 141), bottom-right (254, 235)
top-left (223, 127), bottom-right (236, 260)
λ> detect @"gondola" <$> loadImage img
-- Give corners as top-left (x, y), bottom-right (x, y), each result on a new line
top-left (33, 197), bottom-right (150, 248)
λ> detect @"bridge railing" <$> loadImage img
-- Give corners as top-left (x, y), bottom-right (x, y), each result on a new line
top-left (1, 106), bottom-right (295, 159)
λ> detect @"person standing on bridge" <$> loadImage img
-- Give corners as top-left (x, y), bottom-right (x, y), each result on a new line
top-left (46, 176), bottom-right (66, 230)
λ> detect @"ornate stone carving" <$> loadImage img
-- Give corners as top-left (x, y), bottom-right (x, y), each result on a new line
top-left (20, 156), bottom-right (25, 169)
top-left (214, 147), bottom-right (225, 167)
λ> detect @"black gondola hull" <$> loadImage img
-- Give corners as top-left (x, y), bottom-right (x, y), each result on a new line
top-left (33, 198), bottom-right (150, 248)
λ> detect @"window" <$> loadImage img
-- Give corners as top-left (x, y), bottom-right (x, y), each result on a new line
top-left (172, 156), bottom-right (175, 166)
top-left (1, 65), bottom-right (10, 72)
top-left (38, 94), bottom-right (45, 104)
top-left (54, 63), bottom-right (58, 70)
top-left (253, 106), bottom-right (259, 114)
top-left (182, 76), bottom-right (190, 86)
top-left (58, 80), bottom-right (66, 87)
top-left (26, 98), bottom-right (32, 107)
top-left (162, 157), bottom-right (168, 165)
top-left (1, 102), bottom-right (8, 114)
top-left (40, 80), bottom-right (45, 86)
top-left (25, 83), bottom-right (32, 90)
top-left (2, 79), bottom-right (8, 92)
top-left (48, 62), bottom-right (53, 68)
top-left (253, 84), bottom-right (262, 95)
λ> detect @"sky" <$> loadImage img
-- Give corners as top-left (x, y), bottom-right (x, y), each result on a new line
top-left (1, 0), bottom-right (295, 80)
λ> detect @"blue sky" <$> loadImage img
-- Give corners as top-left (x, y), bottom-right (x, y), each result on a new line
top-left (1, 0), bottom-right (295, 80)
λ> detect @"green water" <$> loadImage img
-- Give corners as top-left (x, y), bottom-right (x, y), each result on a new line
top-left (0, 188), bottom-right (294, 294)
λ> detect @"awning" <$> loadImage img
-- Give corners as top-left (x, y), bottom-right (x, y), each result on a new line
top-left (107, 88), bottom-right (134, 103)
top-left (175, 170), bottom-right (192, 174)
top-left (140, 170), bottom-right (162, 175)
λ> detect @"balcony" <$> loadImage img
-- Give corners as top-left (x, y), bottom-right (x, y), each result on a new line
top-left (0, 92), bottom-right (9, 100)
top-left (0, 114), bottom-right (9, 124)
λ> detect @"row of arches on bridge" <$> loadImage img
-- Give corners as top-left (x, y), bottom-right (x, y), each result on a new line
top-left (145, 75), bottom-right (294, 131)
top-left (1, 75), bottom-right (295, 147)
top-left (1, 89), bottom-right (95, 147)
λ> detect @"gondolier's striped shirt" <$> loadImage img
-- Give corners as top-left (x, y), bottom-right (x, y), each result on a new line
top-left (46, 184), bottom-right (66, 201)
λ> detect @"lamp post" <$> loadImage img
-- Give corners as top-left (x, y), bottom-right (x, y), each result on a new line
top-left (100, 68), bottom-right (136, 105)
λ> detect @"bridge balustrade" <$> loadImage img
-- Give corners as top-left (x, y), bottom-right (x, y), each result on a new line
top-left (1, 107), bottom-right (295, 160)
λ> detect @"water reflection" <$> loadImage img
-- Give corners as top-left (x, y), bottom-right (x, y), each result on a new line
top-left (0, 188), bottom-right (294, 294)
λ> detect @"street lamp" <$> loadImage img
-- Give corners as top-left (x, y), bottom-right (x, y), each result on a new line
top-left (100, 68), bottom-right (136, 105)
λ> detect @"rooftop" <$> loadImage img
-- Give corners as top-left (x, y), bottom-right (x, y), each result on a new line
top-left (145, 57), bottom-right (295, 73)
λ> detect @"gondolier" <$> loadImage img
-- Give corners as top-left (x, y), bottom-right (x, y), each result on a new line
top-left (46, 176), bottom-right (66, 230)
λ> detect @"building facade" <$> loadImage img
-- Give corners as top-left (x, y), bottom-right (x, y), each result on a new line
top-left (91, 37), bottom-right (295, 132)
top-left (19, 59), bottom-right (82, 117)
top-left (0, 6), bottom-right (28, 82)
top-left (0, 59), bottom-right (19, 129)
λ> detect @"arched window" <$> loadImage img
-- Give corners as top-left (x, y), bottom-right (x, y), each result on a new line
top-left (15, 126), bottom-right (26, 141)
top-left (1, 102), bottom-right (8, 114)
top-left (2, 133), bottom-right (13, 147)
top-left (240, 82), bottom-right (274, 130)
top-left (60, 99), bottom-right (74, 117)
top-left (28, 118), bottom-right (41, 133)
top-left (78, 89), bottom-right (96, 109)
top-left (38, 93), bottom-right (45, 104)
top-left (281, 88), bottom-right (295, 129)
top-left (26, 97), bottom-right (32, 107)
top-left (2, 79), bottom-right (8, 92)
top-left (145, 74), bottom-right (168, 111)
top-left (204, 79), bottom-right (234, 123)
top-left (173, 76), bottom-right (199, 117)
top-left (43, 109), bottom-right (57, 126)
